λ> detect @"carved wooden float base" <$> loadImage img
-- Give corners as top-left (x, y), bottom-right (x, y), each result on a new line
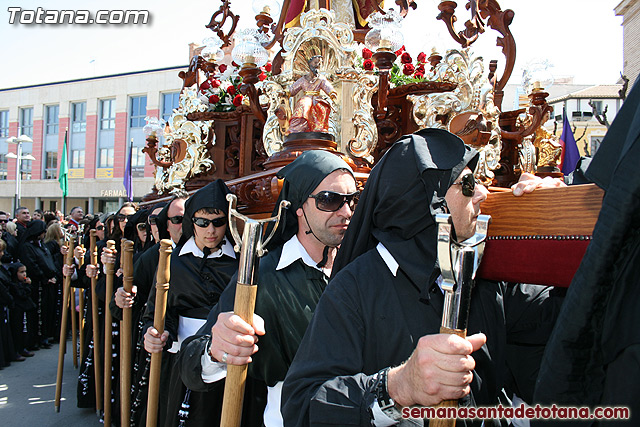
top-left (478, 184), bottom-right (604, 287)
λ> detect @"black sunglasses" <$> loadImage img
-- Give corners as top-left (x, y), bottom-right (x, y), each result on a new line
top-left (148, 215), bottom-right (158, 225)
top-left (0, 219), bottom-right (7, 224)
top-left (452, 173), bottom-right (477, 197)
top-left (309, 191), bottom-right (360, 212)
top-left (136, 223), bottom-right (147, 232)
top-left (168, 215), bottom-right (183, 224)
top-left (192, 217), bottom-right (227, 228)
top-left (117, 213), bottom-right (134, 222)
top-left (96, 225), bottom-right (104, 231)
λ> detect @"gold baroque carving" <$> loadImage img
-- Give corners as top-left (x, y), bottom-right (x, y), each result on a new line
top-left (408, 49), bottom-right (502, 184)
top-left (154, 88), bottom-right (215, 194)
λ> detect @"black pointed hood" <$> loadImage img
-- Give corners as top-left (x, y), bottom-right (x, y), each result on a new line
top-left (332, 128), bottom-right (478, 287)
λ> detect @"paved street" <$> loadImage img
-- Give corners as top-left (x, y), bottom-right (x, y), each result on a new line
top-left (0, 342), bottom-right (101, 426)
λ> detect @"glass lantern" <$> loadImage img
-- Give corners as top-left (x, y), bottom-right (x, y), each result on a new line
top-left (231, 28), bottom-right (269, 68)
top-left (365, 9), bottom-right (404, 52)
top-left (202, 36), bottom-right (225, 62)
top-left (252, 0), bottom-right (282, 17)
top-left (143, 116), bottom-right (166, 137)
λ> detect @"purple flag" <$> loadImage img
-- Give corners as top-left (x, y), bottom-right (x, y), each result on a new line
top-left (123, 140), bottom-right (133, 201)
top-left (560, 114), bottom-right (580, 175)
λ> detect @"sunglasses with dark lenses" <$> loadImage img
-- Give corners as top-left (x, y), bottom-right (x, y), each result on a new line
top-left (117, 214), bottom-right (134, 222)
top-left (452, 173), bottom-right (477, 197)
top-left (168, 215), bottom-right (183, 224)
top-left (192, 217), bottom-right (227, 228)
top-left (96, 225), bottom-right (105, 231)
top-left (136, 223), bottom-right (147, 232)
top-left (148, 215), bottom-right (158, 225)
top-left (309, 191), bottom-right (360, 212)
top-left (0, 219), bottom-right (7, 223)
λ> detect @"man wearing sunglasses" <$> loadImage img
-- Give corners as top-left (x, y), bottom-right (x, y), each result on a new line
top-left (282, 129), bottom-right (564, 426)
top-left (141, 180), bottom-right (258, 427)
top-left (178, 150), bottom-right (357, 426)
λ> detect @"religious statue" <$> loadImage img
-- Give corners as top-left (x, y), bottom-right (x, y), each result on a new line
top-left (282, 55), bottom-right (338, 135)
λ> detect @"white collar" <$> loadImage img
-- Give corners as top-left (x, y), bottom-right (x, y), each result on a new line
top-left (376, 242), bottom-right (399, 276)
top-left (179, 236), bottom-right (236, 259)
top-left (276, 235), bottom-right (323, 273)
top-left (377, 242), bottom-right (445, 292)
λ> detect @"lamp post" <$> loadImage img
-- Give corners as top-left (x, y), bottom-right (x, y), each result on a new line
top-left (6, 135), bottom-right (35, 213)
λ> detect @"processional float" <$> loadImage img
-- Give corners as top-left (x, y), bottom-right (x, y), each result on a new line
top-left (119, 0), bottom-right (607, 423)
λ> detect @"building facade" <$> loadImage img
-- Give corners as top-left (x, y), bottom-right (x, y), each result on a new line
top-left (546, 84), bottom-right (624, 156)
top-left (0, 66), bottom-right (185, 215)
top-left (616, 0), bottom-right (640, 86)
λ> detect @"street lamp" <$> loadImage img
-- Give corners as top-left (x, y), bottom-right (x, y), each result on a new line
top-left (6, 135), bottom-right (35, 213)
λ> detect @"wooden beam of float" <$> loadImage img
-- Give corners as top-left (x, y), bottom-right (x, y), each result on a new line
top-left (478, 184), bottom-right (604, 287)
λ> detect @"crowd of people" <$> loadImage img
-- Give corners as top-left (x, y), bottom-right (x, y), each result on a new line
top-left (2, 81), bottom-right (639, 425)
top-left (0, 206), bottom-right (97, 367)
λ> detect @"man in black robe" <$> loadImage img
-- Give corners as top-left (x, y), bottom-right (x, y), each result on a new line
top-left (178, 150), bottom-right (358, 426)
top-left (18, 219), bottom-right (58, 350)
top-left (142, 180), bottom-right (264, 427)
top-left (281, 129), bottom-right (563, 426)
top-left (533, 81), bottom-right (640, 425)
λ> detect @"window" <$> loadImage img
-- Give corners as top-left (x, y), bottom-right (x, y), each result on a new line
top-left (131, 146), bottom-right (146, 168)
top-left (0, 110), bottom-right (8, 138)
top-left (591, 136), bottom-right (604, 156)
top-left (99, 148), bottom-right (114, 167)
top-left (20, 159), bottom-right (32, 180)
top-left (46, 105), bottom-right (59, 135)
top-left (20, 107), bottom-right (33, 137)
top-left (590, 100), bottom-right (603, 115)
top-left (162, 92), bottom-right (180, 122)
top-left (72, 102), bottom-right (86, 133)
top-left (44, 152), bottom-right (57, 179)
top-left (0, 154), bottom-right (7, 180)
top-left (71, 102), bottom-right (86, 168)
top-left (71, 149), bottom-right (85, 168)
top-left (130, 96), bottom-right (147, 128)
top-left (100, 99), bottom-right (116, 130)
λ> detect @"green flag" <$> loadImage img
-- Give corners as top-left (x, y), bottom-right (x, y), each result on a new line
top-left (59, 131), bottom-right (68, 197)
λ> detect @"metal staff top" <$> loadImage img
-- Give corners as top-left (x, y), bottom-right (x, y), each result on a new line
top-left (436, 214), bottom-right (491, 331)
top-left (226, 194), bottom-right (290, 284)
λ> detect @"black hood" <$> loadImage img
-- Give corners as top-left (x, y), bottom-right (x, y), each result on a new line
top-left (179, 179), bottom-right (232, 247)
top-left (267, 150), bottom-right (354, 250)
top-left (20, 219), bottom-right (47, 244)
top-left (332, 128), bottom-right (478, 287)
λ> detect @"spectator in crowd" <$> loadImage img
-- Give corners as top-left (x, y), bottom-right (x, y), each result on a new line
top-left (18, 220), bottom-right (58, 350)
top-left (0, 211), bottom-right (18, 263)
top-left (68, 206), bottom-right (84, 230)
top-left (14, 207), bottom-right (31, 238)
top-left (0, 239), bottom-right (18, 367)
top-left (8, 262), bottom-right (36, 360)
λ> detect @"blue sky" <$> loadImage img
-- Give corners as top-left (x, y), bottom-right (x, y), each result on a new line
top-left (0, 0), bottom-right (623, 89)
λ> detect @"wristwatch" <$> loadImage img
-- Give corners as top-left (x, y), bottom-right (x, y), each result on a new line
top-left (375, 367), bottom-right (403, 421)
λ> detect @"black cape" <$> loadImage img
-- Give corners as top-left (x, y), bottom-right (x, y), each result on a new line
top-left (534, 79), bottom-right (640, 423)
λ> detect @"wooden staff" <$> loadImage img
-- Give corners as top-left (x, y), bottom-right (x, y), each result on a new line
top-left (89, 230), bottom-right (103, 415)
top-left (146, 239), bottom-right (173, 427)
top-left (120, 239), bottom-right (134, 427)
top-left (103, 240), bottom-right (116, 427)
top-left (71, 285), bottom-right (78, 369)
top-left (54, 233), bottom-right (75, 412)
top-left (220, 195), bottom-right (289, 427)
top-left (77, 242), bottom-right (85, 364)
top-left (78, 287), bottom-right (85, 363)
